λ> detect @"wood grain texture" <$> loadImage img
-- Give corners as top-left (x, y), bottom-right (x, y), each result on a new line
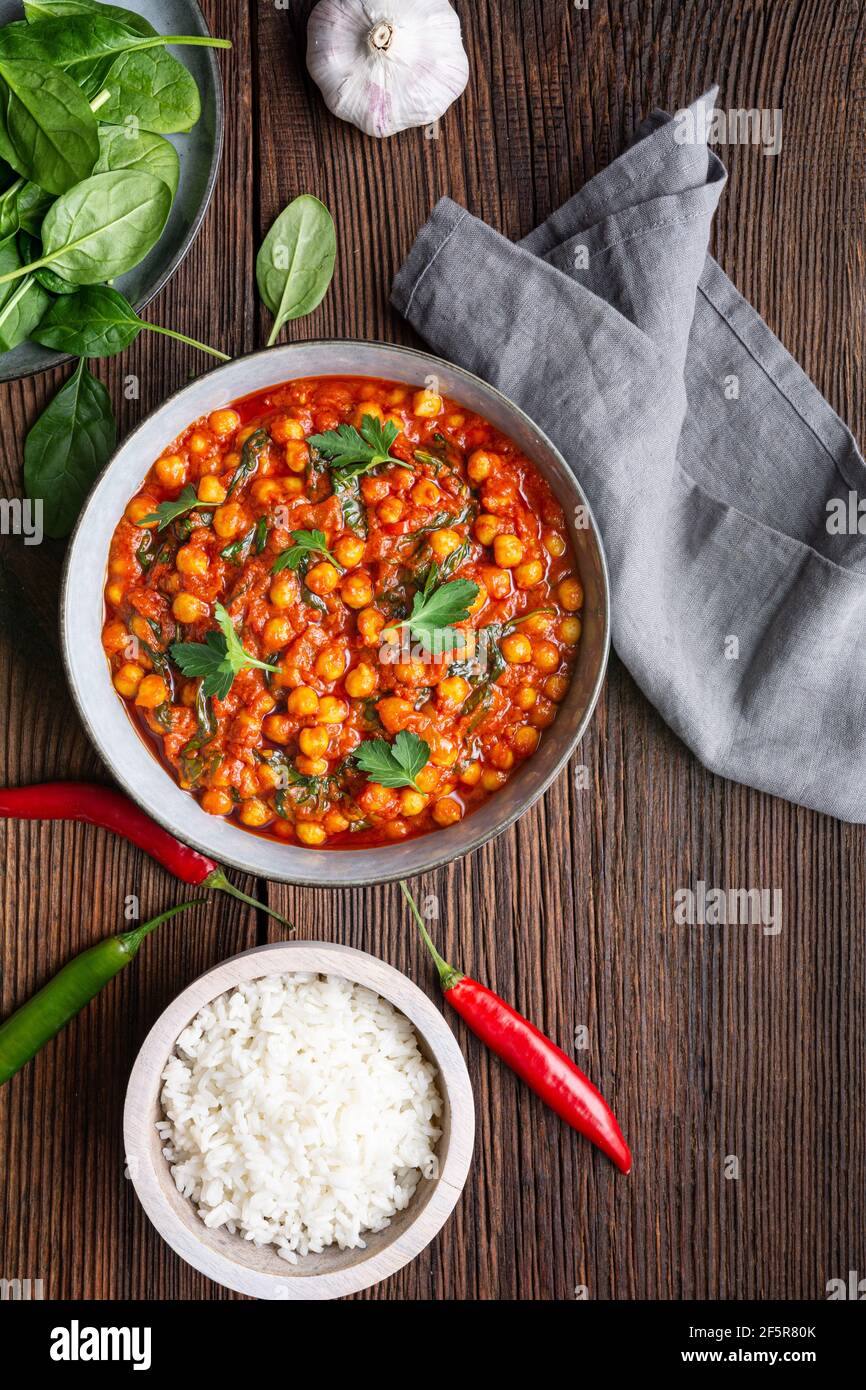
top-left (1, 0), bottom-right (864, 1301)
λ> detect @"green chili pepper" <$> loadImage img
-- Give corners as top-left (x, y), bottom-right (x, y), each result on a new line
top-left (0, 900), bottom-right (203, 1086)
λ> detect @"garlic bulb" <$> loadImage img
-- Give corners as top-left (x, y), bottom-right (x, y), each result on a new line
top-left (307, 0), bottom-right (470, 139)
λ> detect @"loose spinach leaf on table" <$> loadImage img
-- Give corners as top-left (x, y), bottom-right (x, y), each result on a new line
top-left (23, 357), bottom-right (116, 538)
top-left (0, 58), bottom-right (99, 194)
top-left (0, 170), bottom-right (172, 288)
top-left (32, 283), bottom-right (229, 359)
top-left (0, 233), bottom-right (51, 351)
top-left (94, 123), bottom-right (179, 195)
top-left (256, 194), bottom-right (336, 347)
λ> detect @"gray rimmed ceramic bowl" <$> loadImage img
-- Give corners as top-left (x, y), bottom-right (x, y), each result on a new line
top-left (0, 0), bottom-right (224, 383)
top-left (61, 341), bottom-right (610, 886)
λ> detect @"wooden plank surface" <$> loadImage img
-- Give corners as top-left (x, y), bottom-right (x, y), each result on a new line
top-left (1, 0), bottom-right (864, 1301)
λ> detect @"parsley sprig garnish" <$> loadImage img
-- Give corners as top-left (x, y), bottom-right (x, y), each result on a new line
top-left (392, 561), bottom-right (479, 653)
top-left (137, 484), bottom-right (216, 531)
top-left (170, 603), bottom-right (280, 701)
top-left (353, 731), bottom-right (430, 791)
top-left (308, 413), bottom-right (405, 480)
top-left (272, 529), bottom-right (339, 575)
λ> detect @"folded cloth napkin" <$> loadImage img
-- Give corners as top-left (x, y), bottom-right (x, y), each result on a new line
top-left (391, 90), bottom-right (866, 823)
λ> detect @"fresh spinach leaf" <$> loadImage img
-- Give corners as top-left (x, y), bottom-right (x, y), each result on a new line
top-left (23, 357), bottom-right (116, 538)
top-left (0, 58), bottom-right (99, 193)
top-left (226, 427), bottom-right (269, 497)
top-left (14, 179), bottom-right (54, 234)
top-left (0, 16), bottom-right (230, 72)
top-left (94, 122), bottom-right (179, 195)
top-left (256, 194), bottom-right (336, 347)
top-left (31, 283), bottom-right (229, 359)
top-left (0, 170), bottom-right (172, 288)
top-left (332, 470), bottom-right (367, 536)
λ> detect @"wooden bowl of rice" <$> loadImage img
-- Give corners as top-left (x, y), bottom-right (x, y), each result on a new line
top-left (124, 941), bottom-right (475, 1300)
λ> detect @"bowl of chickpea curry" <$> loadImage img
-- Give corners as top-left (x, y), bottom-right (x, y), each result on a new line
top-left (62, 343), bottom-right (609, 884)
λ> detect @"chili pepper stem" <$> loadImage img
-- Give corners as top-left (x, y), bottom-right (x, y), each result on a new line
top-left (121, 899), bottom-right (205, 953)
top-left (204, 868), bottom-right (294, 932)
top-left (399, 881), bottom-right (464, 992)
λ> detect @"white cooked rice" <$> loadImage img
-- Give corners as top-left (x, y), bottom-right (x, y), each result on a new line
top-left (156, 972), bottom-right (443, 1263)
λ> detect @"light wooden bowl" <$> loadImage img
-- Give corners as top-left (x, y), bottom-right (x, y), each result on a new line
top-left (124, 941), bottom-right (475, 1300)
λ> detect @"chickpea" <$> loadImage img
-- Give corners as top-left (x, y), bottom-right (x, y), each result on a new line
top-left (543, 529), bottom-right (566, 557)
top-left (239, 797), bottom-right (272, 827)
top-left (544, 675), bottom-right (570, 702)
top-left (306, 561), bottom-right (340, 596)
top-left (446, 412), bottom-right (465, 428)
top-left (324, 809), bottom-right (350, 835)
top-left (179, 681), bottom-right (198, 707)
top-left (481, 565), bottom-right (511, 600)
top-left (102, 621), bottom-right (129, 656)
top-left (415, 765), bottom-right (439, 794)
top-left (315, 646), bottom-right (347, 682)
top-left (269, 571), bottom-right (297, 609)
top-left (296, 756), bottom-right (329, 777)
top-left (172, 592), bottom-right (207, 624)
top-left (334, 535), bottom-right (365, 568)
top-left (355, 401), bottom-right (384, 426)
top-left (361, 475), bottom-right (390, 504)
top-left (285, 440), bottom-right (309, 473)
top-left (481, 768), bottom-right (507, 792)
top-left (176, 544), bottom-right (209, 577)
top-left (395, 660), bottom-right (428, 688)
top-left (474, 513), bottom-right (501, 547)
top-left (345, 663), bottom-right (376, 699)
top-left (287, 686), bottom-right (319, 717)
top-left (432, 796), bottom-right (463, 827)
top-left (514, 683), bottom-right (537, 711)
top-left (270, 415), bottom-right (305, 443)
top-left (208, 409), bottom-right (240, 439)
top-left (559, 616), bottom-right (582, 643)
top-left (514, 560), bottom-right (544, 589)
top-left (126, 496), bottom-right (158, 527)
top-left (385, 818), bottom-right (410, 840)
top-left (296, 821), bottom-right (327, 846)
top-left (532, 640), bottom-right (560, 673)
top-left (426, 528), bottom-right (460, 562)
top-left (197, 475), bottom-right (227, 505)
top-left (429, 735), bottom-right (459, 768)
top-left (135, 674), bottom-right (169, 709)
top-left (156, 454), bottom-right (186, 488)
top-left (413, 388), bottom-right (442, 417)
top-left (521, 612), bottom-right (553, 636)
top-left (390, 466), bottom-right (414, 492)
top-left (129, 615), bottom-right (152, 643)
top-left (262, 715), bottom-right (292, 744)
top-left (201, 789), bottom-right (233, 816)
top-left (317, 696), bottom-right (348, 724)
top-left (493, 534), bottom-right (524, 568)
top-left (489, 743), bottom-right (515, 771)
top-left (113, 662), bottom-right (144, 697)
top-left (263, 616), bottom-right (293, 651)
top-left (299, 725), bottom-right (329, 758)
top-left (187, 430), bottom-right (214, 457)
top-left (501, 632), bottom-right (532, 664)
top-left (467, 449), bottom-right (499, 483)
top-left (105, 582), bottom-right (125, 607)
top-left (377, 696), bottom-right (414, 733)
top-left (513, 726), bottom-right (540, 756)
top-left (400, 789), bottom-right (428, 816)
top-left (355, 783), bottom-right (396, 820)
top-left (377, 497), bottom-right (404, 525)
top-left (557, 577), bottom-right (584, 611)
top-left (212, 502), bottom-right (248, 540)
top-left (341, 572), bottom-right (374, 609)
top-left (110, 555), bottom-right (135, 578)
top-left (273, 819), bottom-right (295, 840)
top-left (530, 696), bottom-right (556, 729)
top-left (411, 478), bottom-right (441, 507)
top-left (459, 760), bottom-right (482, 787)
top-left (251, 478), bottom-right (284, 505)
top-left (437, 675), bottom-right (470, 707)
top-left (388, 388), bottom-right (408, 406)
top-left (357, 606), bottom-right (385, 643)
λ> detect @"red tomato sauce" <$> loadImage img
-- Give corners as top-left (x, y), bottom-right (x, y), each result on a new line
top-left (102, 376), bottom-right (584, 849)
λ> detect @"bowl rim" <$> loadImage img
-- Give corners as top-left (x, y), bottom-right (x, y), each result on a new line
top-left (61, 339), bottom-right (611, 886)
top-left (0, 0), bottom-right (225, 384)
top-left (123, 939), bottom-right (476, 1300)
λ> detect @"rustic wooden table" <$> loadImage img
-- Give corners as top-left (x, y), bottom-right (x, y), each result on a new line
top-left (1, 0), bottom-right (864, 1302)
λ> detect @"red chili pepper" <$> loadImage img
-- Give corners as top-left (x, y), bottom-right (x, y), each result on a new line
top-left (0, 782), bottom-right (292, 932)
top-left (400, 882), bottom-right (631, 1174)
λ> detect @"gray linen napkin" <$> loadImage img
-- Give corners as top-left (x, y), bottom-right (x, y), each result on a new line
top-left (392, 91), bottom-right (866, 823)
